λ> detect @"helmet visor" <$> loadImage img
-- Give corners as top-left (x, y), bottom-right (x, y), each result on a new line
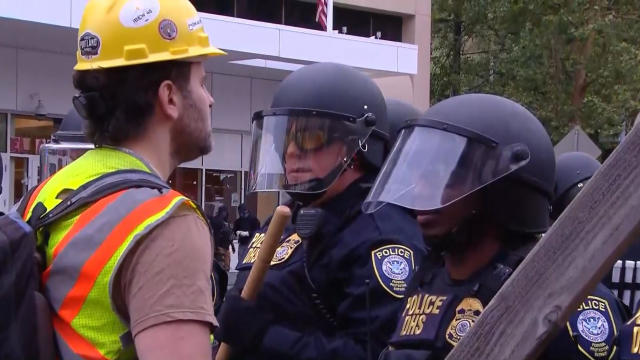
top-left (363, 125), bottom-right (530, 213)
top-left (249, 109), bottom-right (373, 193)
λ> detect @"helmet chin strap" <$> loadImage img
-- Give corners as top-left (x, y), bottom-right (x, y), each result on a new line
top-left (427, 209), bottom-right (485, 256)
top-left (284, 156), bottom-right (353, 206)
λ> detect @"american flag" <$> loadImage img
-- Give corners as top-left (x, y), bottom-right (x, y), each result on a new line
top-left (316, 0), bottom-right (327, 31)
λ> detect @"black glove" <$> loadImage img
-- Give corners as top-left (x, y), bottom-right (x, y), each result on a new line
top-left (218, 294), bottom-right (272, 351)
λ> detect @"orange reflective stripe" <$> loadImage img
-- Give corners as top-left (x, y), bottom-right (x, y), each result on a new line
top-left (22, 176), bottom-right (52, 220)
top-left (57, 190), bottom-right (182, 322)
top-left (42, 190), bottom-right (127, 285)
top-left (52, 314), bottom-right (107, 360)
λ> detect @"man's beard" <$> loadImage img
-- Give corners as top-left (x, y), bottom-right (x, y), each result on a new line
top-left (170, 95), bottom-right (212, 163)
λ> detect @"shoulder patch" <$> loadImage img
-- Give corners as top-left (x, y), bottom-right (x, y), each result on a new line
top-left (271, 234), bottom-right (302, 265)
top-left (568, 295), bottom-right (617, 359)
top-left (371, 244), bottom-right (415, 298)
top-left (446, 297), bottom-right (484, 346)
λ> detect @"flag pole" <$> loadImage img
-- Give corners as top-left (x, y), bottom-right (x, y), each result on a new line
top-left (326, 0), bottom-right (333, 32)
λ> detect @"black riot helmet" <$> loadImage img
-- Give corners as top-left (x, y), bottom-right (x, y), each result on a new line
top-left (53, 108), bottom-right (89, 143)
top-left (248, 62), bottom-right (386, 204)
top-left (364, 94), bottom-right (556, 234)
top-left (39, 108), bottom-right (94, 179)
top-left (385, 98), bottom-right (421, 148)
top-left (551, 152), bottom-right (601, 220)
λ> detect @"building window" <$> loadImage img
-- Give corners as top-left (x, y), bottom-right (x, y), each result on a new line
top-left (10, 115), bottom-right (58, 155)
top-left (284, 0), bottom-right (323, 31)
top-left (10, 157), bottom-right (28, 206)
top-left (333, 6), bottom-right (403, 42)
top-left (236, 0), bottom-right (283, 25)
top-left (372, 13), bottom-right (403, 42)
top-left (191, 0), bottom-right (234, 16)
top-left (168, 167), bottom-right (203, 205)
top-left (189, 1), bottom-right (404, 42)
top-left (204, 169), bottom-right (242, 223)
top-left (333, 6), bottom-right (371, 38)
top-left (0, 114), bottom-right (7, 153)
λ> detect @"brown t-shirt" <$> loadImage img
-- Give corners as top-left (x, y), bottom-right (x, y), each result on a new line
top-left (112, 204), bottom-right (218, 338)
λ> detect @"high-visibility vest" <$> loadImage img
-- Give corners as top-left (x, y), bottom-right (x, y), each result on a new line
top-left (23, 147), bottom-right (205, 360)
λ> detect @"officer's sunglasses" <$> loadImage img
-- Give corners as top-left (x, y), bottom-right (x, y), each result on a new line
top-left (285, 122), bottom-right (344, 153)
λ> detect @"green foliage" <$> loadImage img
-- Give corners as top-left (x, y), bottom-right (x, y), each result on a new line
top-left (430, 0), bottom-right (640, 153)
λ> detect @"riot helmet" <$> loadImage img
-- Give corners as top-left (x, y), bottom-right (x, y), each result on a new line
top-left (364, 94), bottom-right (556, 234)
top-left (385, 98), bottom-right (421, 148)
top-left (40, 108), bottom-right (94, 179)
top-left (248, 62), bottom-right (385, 204)
top-left (551, 152), bottom-right (601, 220)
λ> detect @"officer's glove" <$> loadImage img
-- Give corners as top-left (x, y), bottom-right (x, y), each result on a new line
top-left (218, 294), bottom-right (271, 351)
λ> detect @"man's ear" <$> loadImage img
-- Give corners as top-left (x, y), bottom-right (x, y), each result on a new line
top-left (157, 80), bottom-right (181, 121)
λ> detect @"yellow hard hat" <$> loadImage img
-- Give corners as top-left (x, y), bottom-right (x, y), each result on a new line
top-left (74, 0), bottom-right (226, 70)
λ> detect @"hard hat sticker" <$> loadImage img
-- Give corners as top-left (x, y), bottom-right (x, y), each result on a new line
top-left (119, 0), bottom-right (160, 28)
top-left (187, 16), bottom-right (203, 32)
top-left (78, 31), bottom-right (101, 59)
top-left (158, 19), bottom-right (178, 40)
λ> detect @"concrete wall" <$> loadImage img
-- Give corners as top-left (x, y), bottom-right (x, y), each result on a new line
top-left (402, 0), bottom-right (431, 111)
top-left (0, 45), bottom-right (281, 172)
top-left (335, 0), bottom-right (417, 15)
top-left (0, 47), bottom-right (76, 115)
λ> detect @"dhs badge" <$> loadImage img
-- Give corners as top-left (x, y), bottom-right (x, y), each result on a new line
top-left (271, 234), bottom-right (302, 265)
top-left (446, 297), bottom-right (484, 347)
top-left (569, 295), bottom-right (617, 359)
top-left (372, 245), bottom-right (415, 298)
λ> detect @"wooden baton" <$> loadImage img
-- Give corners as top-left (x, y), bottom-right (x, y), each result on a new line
top-left (215, 205), bottom-right (292, 360)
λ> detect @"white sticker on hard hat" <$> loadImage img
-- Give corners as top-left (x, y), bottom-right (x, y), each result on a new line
top-left (78, 31), bottom-right (101, 59)
top-left (119, 0), bottom-right (160, 28)
top-left (187, 16), bottom-right (203, 31)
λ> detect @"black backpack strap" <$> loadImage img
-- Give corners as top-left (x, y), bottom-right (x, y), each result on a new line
top-left (32, 169), bottom-right (169, 230)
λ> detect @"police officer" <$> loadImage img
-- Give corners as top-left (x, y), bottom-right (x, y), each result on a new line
top-left (554, 151), bottom-right (640, 314)
top-left (619, 310), bottom-right (640, 359)
top-left (365, 94), bottom-right (626, 360)
top-left (551, 151), bottom-right (602, 221)
top-left (544, 151), bottom-right (629, 359)
top-left (218, 63), bottom-right (427, 359)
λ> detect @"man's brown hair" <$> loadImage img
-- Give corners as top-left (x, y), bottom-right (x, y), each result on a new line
top-left (72, 61), bottom-right (192, 146)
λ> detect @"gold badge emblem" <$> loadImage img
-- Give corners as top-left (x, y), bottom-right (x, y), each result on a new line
top-left (446, 297), bottom-right (484, 346)
top-left (271, 234), bottom-right (302, 265)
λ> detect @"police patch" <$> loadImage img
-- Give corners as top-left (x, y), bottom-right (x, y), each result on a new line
top-left (446, 297), bottom-right (484, 347)
top-left (242, 232), bottom-right (266, 265)
top-left (390, 291), bottom-right (454, 347)
top-left (271, 234), bottom-right (302, 265)
top-left (569, 295), bottom-right (617, 359)
top-left (372, 245), bottom-right (415, 298)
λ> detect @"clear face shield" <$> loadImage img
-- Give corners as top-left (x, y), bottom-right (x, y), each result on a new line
top-left (248, 109), bottom-right (375, 195)
top-left (39, 142), bottom-right (94, 179)
top-left (363, 119), bottom-right (531, 213)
